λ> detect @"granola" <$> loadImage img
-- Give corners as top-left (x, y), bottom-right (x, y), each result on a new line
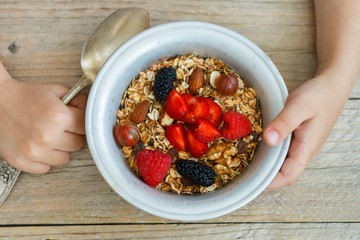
top-left (116, 55), bottom-right (262, 194)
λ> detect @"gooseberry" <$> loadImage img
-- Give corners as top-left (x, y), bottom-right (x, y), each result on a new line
top-left (114, 121), bottom-right (140, 147)
top-left (216, 72), bottom-right (238, 96)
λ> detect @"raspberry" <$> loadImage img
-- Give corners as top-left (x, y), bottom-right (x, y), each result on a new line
top-left (220, 111), bottom-right (252, 140)
top-left (153, 67), bottom-right (176, 102)
top-left (176, 160), bottom-right (216, 187)
top-left (136, 149), bottom-right (172, 187)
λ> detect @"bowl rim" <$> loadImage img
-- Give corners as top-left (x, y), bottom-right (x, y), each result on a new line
top-left (86, 20), bottom-right (291, 221)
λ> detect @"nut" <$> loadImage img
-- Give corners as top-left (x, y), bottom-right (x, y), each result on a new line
top-left (159, 111), bottom-right (174, 127)
top-left (209, 71), bottom-right (221, 88)
top-left (188, 68), bottom-right (204, 94)
top-left (130, 100), bottom-right (150, 124)
top-left (147, 108), bottom-right (159, 121)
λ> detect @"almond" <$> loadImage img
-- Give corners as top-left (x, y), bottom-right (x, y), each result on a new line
top-left (188, 68), bottom-right (204, 95)
top-left (130, 100), bottom-right (150, 124)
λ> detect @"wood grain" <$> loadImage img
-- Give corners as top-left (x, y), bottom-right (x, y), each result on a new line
top-left (1, 0), bottom-right (359, 96)
top-left (0, 100), bottom-right (358, 225)
top-left (0, 223), bottom-right (359, 239)
top-left (0, 0), bottom-right (359, 238)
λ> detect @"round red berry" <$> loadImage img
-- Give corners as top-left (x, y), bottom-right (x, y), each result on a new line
top-left (220, 111), bottom-right (252, 140)
top-left (136, 149), bottom-right (172, 187)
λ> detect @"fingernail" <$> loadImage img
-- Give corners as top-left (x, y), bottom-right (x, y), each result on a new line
top-left (266, 129), bottom-right (279, 145)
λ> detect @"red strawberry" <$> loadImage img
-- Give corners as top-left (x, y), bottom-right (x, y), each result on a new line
top-left (165, 89), bottom-right (189, 120)
top-left (180, 94), bottom-right (209, 124)
top-left (204, 98), bottom-right (222, 127)
top-left (220, 111), bottom-right (252, 140)
top-left (191, 118), bottom-right (221, 143)
top-left (186, 129), bottom-right (208, 158)
top-left (165, 124), bottom-right (186, 151)
top-left (136, 149), bottom-right (172, 187)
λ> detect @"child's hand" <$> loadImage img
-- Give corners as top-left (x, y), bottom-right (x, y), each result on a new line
top-left (263, 0), bottom-right (360, 189)
top-left (0, 75), bottom-right (87, 173)
top-left (263, 73), bottom-right (348, 189)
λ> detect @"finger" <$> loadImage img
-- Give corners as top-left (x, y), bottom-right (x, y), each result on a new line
top-left (9, 158), bottom-right (51, 174)
top-left (24, 162), bottom-right (52, 174)
top-left (266, 157), bottom-right (306, 189)
top-left (44, 83), bottom-right (87, 109)
top-left (266, 125), bottom-right (313, 189)
top-left (45, 83), bottom-right (86, 134)
top-left (68, 92), bottom-right (87, 110)
top-left (46, 83), bottom-right (70, 99)
top-left (11, 143), bottom-right (71, 169)
top-left (36, 149), bottom-right (71, 166)
top-left (263, 97), bottom-right (313, 146)
top-left (64, 106), bottom-right (86, 135)
top-left (53, 131), bottom-right (85, 152)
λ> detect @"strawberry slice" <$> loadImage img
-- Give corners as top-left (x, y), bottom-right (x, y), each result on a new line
top-left (203, 97), bottom-right (222, 127)
top-left (180, 94), bottom-right (209, 124)
top-left (191, 118), bottom-right (221, 144)
top-left (165, 124), bottom-right (186, 151)
top-left (165, 90), bottom-right (189, 120)
top-left (186, 129), bottom-right (208, 158)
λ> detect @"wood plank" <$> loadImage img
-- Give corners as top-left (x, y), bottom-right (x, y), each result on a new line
top-left (0, 0), bottom-right (359, 233)
top-left (0, 0), bottom-right (318, 91)
top-left (0, 223), bottom-right (359, 239)
top-left (0, 100), bottom-right (358, 224)
top-left (1, 0), bottom-right (359, 97)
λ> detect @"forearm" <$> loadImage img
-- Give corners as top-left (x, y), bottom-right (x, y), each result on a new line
top-left (315, 0), bottom-right (360, 95)
top-left (0, 62), bottom-right (13, 86)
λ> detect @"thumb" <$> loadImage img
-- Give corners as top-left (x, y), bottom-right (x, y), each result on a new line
top-left (263, 96), bottom-right (313, 146)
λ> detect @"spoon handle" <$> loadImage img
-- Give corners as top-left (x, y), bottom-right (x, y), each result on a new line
top-left (62, 74), bottom-right (92, 104)
top-left (0, 161), bottom-right (21, 206)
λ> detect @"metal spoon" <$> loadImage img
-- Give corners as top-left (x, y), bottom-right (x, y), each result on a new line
top-left (0, 7), bottom-right (150, 206)
top-left (62, 7), bottom-right (150, 103)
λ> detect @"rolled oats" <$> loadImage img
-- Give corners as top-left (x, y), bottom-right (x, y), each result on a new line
top-left (116, 55), bottom-right (263, 194)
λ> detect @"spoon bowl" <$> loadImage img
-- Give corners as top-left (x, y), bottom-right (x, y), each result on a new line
top-left (62, 7), bottom-right (150, 104)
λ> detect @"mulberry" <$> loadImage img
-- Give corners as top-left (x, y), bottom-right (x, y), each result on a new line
top-left (153, 67), bottom-right (176, 102)
top-left (176, 160), bottom-right (216, 187)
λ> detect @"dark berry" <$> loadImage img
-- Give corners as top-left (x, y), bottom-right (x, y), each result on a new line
top-left (176, 160), bottom-right (216, 187)
top-left (147, 138), bottom-right (154, 146)
top-left (236, 140), bottom-right (248, 154)
top-left (250, 131), bottom-right (261, 142)
top-left (133, 141), bottom-right (145, 158)
top-left (167, 148), bottom-right (180, 163)
top-left (153, 67), bottom-right (176, 102)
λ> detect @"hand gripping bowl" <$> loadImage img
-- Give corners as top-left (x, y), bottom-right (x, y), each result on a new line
top-left (86, 21), bottom-right (290, 221)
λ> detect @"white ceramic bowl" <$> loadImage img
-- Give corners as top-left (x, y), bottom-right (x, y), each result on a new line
top-left (86, 21), bottom-right (290, 221)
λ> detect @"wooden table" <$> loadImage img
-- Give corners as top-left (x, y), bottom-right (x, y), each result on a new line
top-left (1, 0), bottom-right (359, 239)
